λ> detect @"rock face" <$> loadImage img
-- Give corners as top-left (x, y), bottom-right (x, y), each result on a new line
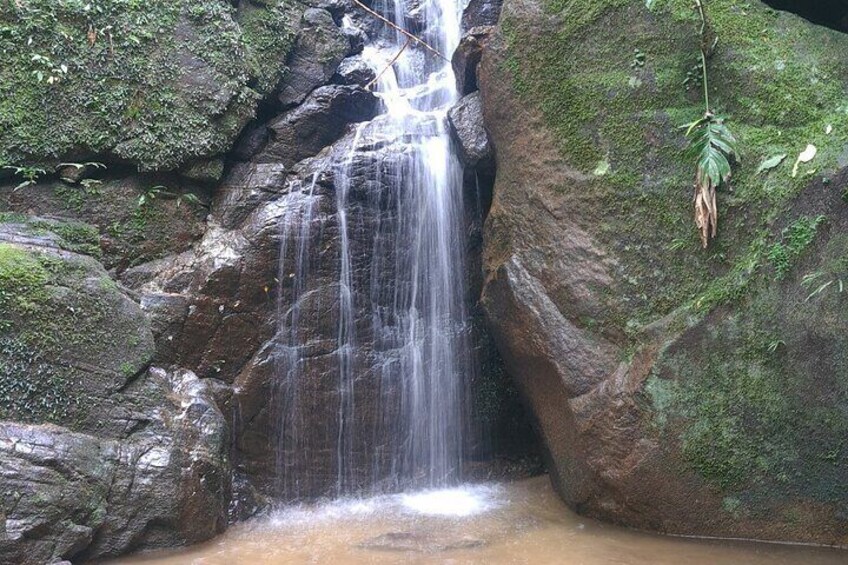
top-left (0, 229), bottom-right (229, 563)
top-left (0, 0), bottom-right (541, 560)
top-left (259, 85), bottom-right (379, 167)
top-left (277, 8), bottom-right (351, 108)
top-left (479, 0), bottom-right (848, 546)
top-left (0, 0), bottom-right (301, 171)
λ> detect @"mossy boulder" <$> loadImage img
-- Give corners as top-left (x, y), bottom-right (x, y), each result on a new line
top-left (0, 226), bottom-right (230, 563)
top-left (0, 0), bottom-right (302, 171)
top-left (1, 174), bottom-right (208, 271)
top-left (0, 226), bottom-right (154, 430)
top-left (479, 0), bottom-right (848, 545)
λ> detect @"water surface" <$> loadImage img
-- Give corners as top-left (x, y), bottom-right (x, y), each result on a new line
top-left (114, 477), bottom-right (846, 564)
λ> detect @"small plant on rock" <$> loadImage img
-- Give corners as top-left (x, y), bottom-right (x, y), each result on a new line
top-left (681, 0), bottom-right (739, 248)
top-left (3, 165), bottom-right (47, 191)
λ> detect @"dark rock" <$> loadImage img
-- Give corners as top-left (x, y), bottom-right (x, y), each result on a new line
top-left (448, 92), bottom-right (493, 170)
top-left (461, 0), bottom-right (504, 32)
top-left (0, 368), bottom-right (228, 564)
top-left (333, 56), bottom-right (377, 88)
top-left (278, 9), bottom-right (349, 108)
top-left (451, 26), bottom-right (494, 95)
top-left (304, 0), bottom-right (351, 15)
top-left (260, 85), bottom-right (378, 168)
top-left (0, 175), bottom-right (208, 272)
top-left (232, 122), bottom-right (270, 162)
top-left (213, 162), bottom-right (289, 229)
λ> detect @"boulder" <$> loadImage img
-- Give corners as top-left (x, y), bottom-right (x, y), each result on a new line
top-left (479, 0), bottom-right (848, 546)
top-left (259, 85), bottom-right (378, 168)
top-left (0, 228), bottom-right (229, 563)
top-left (452, 26), bottom-right (495, 95)
top-left (0, 368), bottom-right (229, 564)
top-left (448, 92), bottom-right (493, 171)
top-left (461, 0), bottom-right (504, 32)
top-left (0, 1), bottom-right (300, 171)
top-left (333, 56), bottom-right (377, 88)
top-left (278, 8), bottom-right (350, 108)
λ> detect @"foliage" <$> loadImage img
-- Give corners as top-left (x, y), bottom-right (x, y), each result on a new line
top-left (3, 165), bottom-right (47, 191)
top-left (137, 186), bottom-right (205, 209)
top-left (767, 215), bottom-right (826, 280)
top-left (682, 0), bottom-right (738, 248)
top-left (682, 114), bottom-right (739, 247)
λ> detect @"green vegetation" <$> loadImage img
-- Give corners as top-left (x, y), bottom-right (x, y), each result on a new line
top-left (767, 215), bottom-right (826, 280)
top-left (0, 242), bottom-right (154, 426)
top-left (0, 244), bottom-right (49, 328)
top-left (681, 0), bottom-right (739, 248)
top-left (0, 0), bottom-right (299, 171)
top-left (500, 0), bottom-right (848, 327)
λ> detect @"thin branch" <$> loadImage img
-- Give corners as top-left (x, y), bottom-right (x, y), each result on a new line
top-left (351, 0), bottom-right (448, 61)
top-left (365, 37), bottom-right (412, 90)
top-left (694, 0), bottom-right (710, 113)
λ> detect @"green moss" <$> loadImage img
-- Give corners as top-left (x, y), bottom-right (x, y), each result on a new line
top-left (0, 243), bottom-right (49, 325)
top-left (0, 242), bottom-right (153, 427)
top-left (500, 0), bottom-right (848, 330)
top-left (767, 215), bottom-right (826, 280)
top-left (647, 232), bottom-right (848, 496)
top-left (0, 0), bottom-right (299, 170)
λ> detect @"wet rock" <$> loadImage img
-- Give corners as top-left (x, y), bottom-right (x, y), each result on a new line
top-left (401, 0), bottom-right (427, 34)
top-left (232, 122), bottom-right (270, 162)
top-left (278, 8), bottom-right (350, 108)
top-left (461, 0), bottom-right (504, 31)
top-left (0, 367), bottom-right (229, 565)
top-left (213, 162), bottom-right (289, 229)
top-left (448, 92), bottom-right (493, 170)
top-left (260, 85), bottom-right (378, 168)
top-left (333, 56), bottom-right (377, 88)
top-left (452, 26), bottom-right (494, 95)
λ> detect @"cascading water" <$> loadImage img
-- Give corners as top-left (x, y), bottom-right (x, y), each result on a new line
top-left (273, 0), bottom-right (475, 498)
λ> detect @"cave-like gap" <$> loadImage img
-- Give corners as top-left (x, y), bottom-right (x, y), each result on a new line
top-left (761, 0), bottom-right (848, 32)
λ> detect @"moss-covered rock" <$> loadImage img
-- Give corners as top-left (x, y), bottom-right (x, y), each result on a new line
top-left (0, 228), bottom-right (154, 430)
top-left (0, 226), bottom-right (230, 563)
top-left (480, 0), bottom-right (848, 545)
top-left (0, 174), bottom-right (208, 270)
top-left (0, 0), bottom-right (301, 171)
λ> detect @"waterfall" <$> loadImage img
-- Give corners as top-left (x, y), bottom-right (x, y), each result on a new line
top-left (274, 0), bottom-right (474, 498)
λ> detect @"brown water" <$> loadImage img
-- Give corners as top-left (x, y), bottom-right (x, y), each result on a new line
top-left (113, 477), bottom-right (845, 565)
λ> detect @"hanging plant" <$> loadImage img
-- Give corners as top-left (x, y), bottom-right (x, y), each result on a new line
top-left (681, 0), bottom-right (739, 248)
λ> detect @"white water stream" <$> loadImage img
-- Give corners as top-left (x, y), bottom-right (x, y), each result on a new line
top-left (274, 0), bottom-right (474, 497)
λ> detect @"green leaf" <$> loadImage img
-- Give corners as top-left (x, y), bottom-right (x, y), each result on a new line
top-left (756, 154), bottom-right (787, 174)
